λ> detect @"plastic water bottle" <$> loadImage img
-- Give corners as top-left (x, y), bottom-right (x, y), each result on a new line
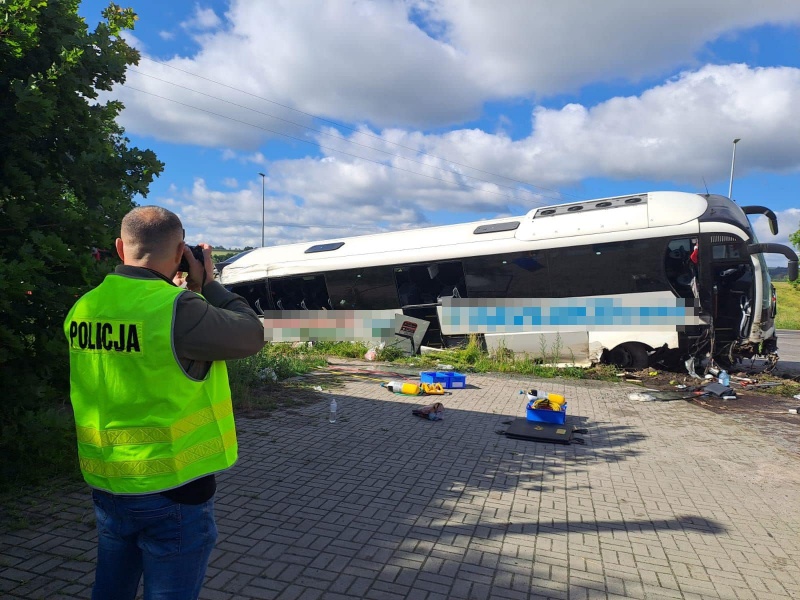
top-left (329, 398), bottom-right (337, 423)
top-left (719, 370), bottom-right (730, 387)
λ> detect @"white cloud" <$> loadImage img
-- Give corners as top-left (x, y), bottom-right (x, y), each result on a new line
top-left (291, 64), bottom-right (800, 205)
top-left (171, 178), bottom-right (407, 249)
top-left (165, 63), bottom-right (800, 247)
top-left (751, 208), bottom-right (800, 266)
top-left (120, 31), bottom-right (145, 52)
top-left (181, 6), bottom-right (222, 31)
top-left (416, 0), bottom-right (800, 96)
top-left (113, 2), bottom-right (800, 250)
top-left (112, 0), bottom-right (800, 141)
top-left (525, 64), bottom-right (800, 184)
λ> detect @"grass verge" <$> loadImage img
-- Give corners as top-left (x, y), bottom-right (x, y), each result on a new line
top-left (775, 281), bottom-right (800, 330)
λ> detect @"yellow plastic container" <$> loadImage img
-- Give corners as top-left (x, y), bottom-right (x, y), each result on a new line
top-left (401, 382), bottom-right (420, 395)
top-left (547, 393), bottom-right (565, 408)
top-left (386, 381), bottom-right (421, 395)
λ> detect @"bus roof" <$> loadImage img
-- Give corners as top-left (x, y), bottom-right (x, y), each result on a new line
top-left (220, 191), bottom-right (711, 284)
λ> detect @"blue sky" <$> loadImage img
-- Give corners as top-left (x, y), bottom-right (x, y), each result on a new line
top-left (77, 1), bottom-right (800, 265)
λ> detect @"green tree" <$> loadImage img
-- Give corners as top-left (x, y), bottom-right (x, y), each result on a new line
top-left (790, 224), bottom-right (800, 289)
top-left (0, 0), bottom-right (163, 482)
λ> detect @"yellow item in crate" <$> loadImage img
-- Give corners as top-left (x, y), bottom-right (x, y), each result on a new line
top-left (547, 393), bottom-right (565, 409)
top-left (421, 382), bottom-right (445, 395)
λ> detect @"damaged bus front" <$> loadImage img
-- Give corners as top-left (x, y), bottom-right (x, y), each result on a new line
top-left (688, 196), bottom-right (798, 370)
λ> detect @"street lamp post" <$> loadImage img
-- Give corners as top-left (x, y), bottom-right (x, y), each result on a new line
top-left (728, 138), bottom-right (741, 199)
top-left (258, 172), bottom-right (266, 247)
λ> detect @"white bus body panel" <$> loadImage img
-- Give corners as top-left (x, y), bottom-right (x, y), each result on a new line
top-left (221, 200), bottom-right (710, 287)
top-left (484, 331), bottom-right (592, 366)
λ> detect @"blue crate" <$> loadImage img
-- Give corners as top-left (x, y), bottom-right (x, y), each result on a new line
top-left (526, 402), bottom-right (567, 424)
top-left (420, 371), bottom-right (448, 385)
top-left (420, 371), bottom-right (467, 389)
top-left (448, 372), bottom-right (466, 389)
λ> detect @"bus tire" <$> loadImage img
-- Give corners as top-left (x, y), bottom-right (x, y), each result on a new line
top-left (606, 342), bottom-right (650, 369)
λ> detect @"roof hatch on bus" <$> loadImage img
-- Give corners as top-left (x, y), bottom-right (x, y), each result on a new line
top-left (305, 241), bottom-right (345, 254)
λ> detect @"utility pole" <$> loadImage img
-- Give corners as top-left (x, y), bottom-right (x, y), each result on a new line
top-left (728, 138), bottom-right (741, 199)
top-left (258, 172), bottom-right (266, 247)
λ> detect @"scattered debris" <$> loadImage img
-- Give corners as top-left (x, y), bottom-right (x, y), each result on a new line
top-left (703, 382), bottom-right (735, 398)
top-left (412, 402), bottom-right (444, 421)
top-left (685, 357), bottom-right (702, 379)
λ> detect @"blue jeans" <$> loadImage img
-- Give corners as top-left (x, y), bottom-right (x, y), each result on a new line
top-left (91, 490), bottom-right (218, 600)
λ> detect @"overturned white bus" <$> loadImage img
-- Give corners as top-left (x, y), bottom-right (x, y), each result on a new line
top-left (219, 191), bottom-right (798, 370)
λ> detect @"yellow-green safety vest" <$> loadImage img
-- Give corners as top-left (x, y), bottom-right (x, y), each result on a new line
top-left (64, 273), bottom-right (237, 494)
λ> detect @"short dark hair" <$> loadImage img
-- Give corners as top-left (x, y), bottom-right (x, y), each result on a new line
top-left (121, 206), bottom-right (183, 260)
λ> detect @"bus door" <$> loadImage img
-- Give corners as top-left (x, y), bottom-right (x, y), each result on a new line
top-left (394, 261), bottom-right (467, 348)
top-left (701, 234), bottom-right (754, 343)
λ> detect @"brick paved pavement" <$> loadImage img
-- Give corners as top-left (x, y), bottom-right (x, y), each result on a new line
top-left (2, 373), bottom-right (800, 599)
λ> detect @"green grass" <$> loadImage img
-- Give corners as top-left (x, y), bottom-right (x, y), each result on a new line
top-left (391, 334), bottom-right (619, 382)
top-left (775, 282), bottom-right (800, 330)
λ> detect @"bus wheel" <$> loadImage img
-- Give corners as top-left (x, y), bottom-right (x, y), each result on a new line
top-left (606, 342), bottom-right (650, 369)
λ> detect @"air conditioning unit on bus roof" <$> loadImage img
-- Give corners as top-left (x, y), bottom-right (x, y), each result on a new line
top-left (518, 191), bottom-right (709, 241)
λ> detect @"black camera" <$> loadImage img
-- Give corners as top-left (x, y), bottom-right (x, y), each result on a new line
top-left (178, 245), bottom-right (205, 273)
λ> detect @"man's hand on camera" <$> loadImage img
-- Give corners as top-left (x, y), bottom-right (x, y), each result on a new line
top-left (172, 272), bottom-right (188, 288)
top-left (184, 243), bottom-right (213, 293)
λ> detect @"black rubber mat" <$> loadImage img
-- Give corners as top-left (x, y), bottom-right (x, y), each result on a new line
top-left (503, 418), bottom-right (578, 444)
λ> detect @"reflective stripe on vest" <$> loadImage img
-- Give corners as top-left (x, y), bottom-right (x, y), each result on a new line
top-left (79, 428), bottom-right (237, 478)
top-left (76, 398), bottom-right (233, 447)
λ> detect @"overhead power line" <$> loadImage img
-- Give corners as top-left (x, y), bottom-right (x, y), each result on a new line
top-left (124, 84), bottom-right (560, 206)
top-left (128, 68), bottom-right (562, 204)
top-left (139, 55), bottom-right (584, 203)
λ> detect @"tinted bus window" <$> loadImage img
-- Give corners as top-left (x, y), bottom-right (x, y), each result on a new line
top-left (325, 267), bottom-right (398, 309)
top-left (712, 243), bottom-right (743, 260)
top-left (464, 252), bottom-right (549, 298)
top-left (394, 261), bottom-right (466, 307)
top-left (665, 238), bottom-right (698, 299)
top-left (270, 275), bottom-right (330, 310)
top-left (549, 240), bottom-right (665, 297)
top-left (230, 280), bottom-right (270, 313)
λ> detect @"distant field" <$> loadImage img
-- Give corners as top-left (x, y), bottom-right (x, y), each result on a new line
top-left (212, 248), bottom-right (245, 260)
top-left (775, 281), bottom-right (800, 330)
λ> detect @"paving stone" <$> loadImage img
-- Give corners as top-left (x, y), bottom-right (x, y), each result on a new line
top-left (3, 374), bottom-right (800, 599)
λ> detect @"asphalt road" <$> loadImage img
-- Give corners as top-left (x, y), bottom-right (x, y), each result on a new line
top-left (776, 328), bottom-right (800, 375)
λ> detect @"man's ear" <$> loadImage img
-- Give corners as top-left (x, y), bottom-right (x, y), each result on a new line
top-left (175, 241), bottom-right (186, 264)
top-left (115, 238), bottom-right (124, 261)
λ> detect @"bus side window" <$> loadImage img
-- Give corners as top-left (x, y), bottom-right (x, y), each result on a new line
top-left (231, 281), bottom-right (269, 312)
top-left (665, 239), bottom-right (696, 299)
top-left (395, 262), bottom-right (466, 306)
top-left (270, 275), bottom-right (329, 310)
top-left (463, 252), bottom-right (548, 298)
top-left (326, 267), bottom-right (397, 309)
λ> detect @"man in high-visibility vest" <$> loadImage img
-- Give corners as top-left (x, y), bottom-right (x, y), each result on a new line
top-left (64, 206), bottom-right (265, 600)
